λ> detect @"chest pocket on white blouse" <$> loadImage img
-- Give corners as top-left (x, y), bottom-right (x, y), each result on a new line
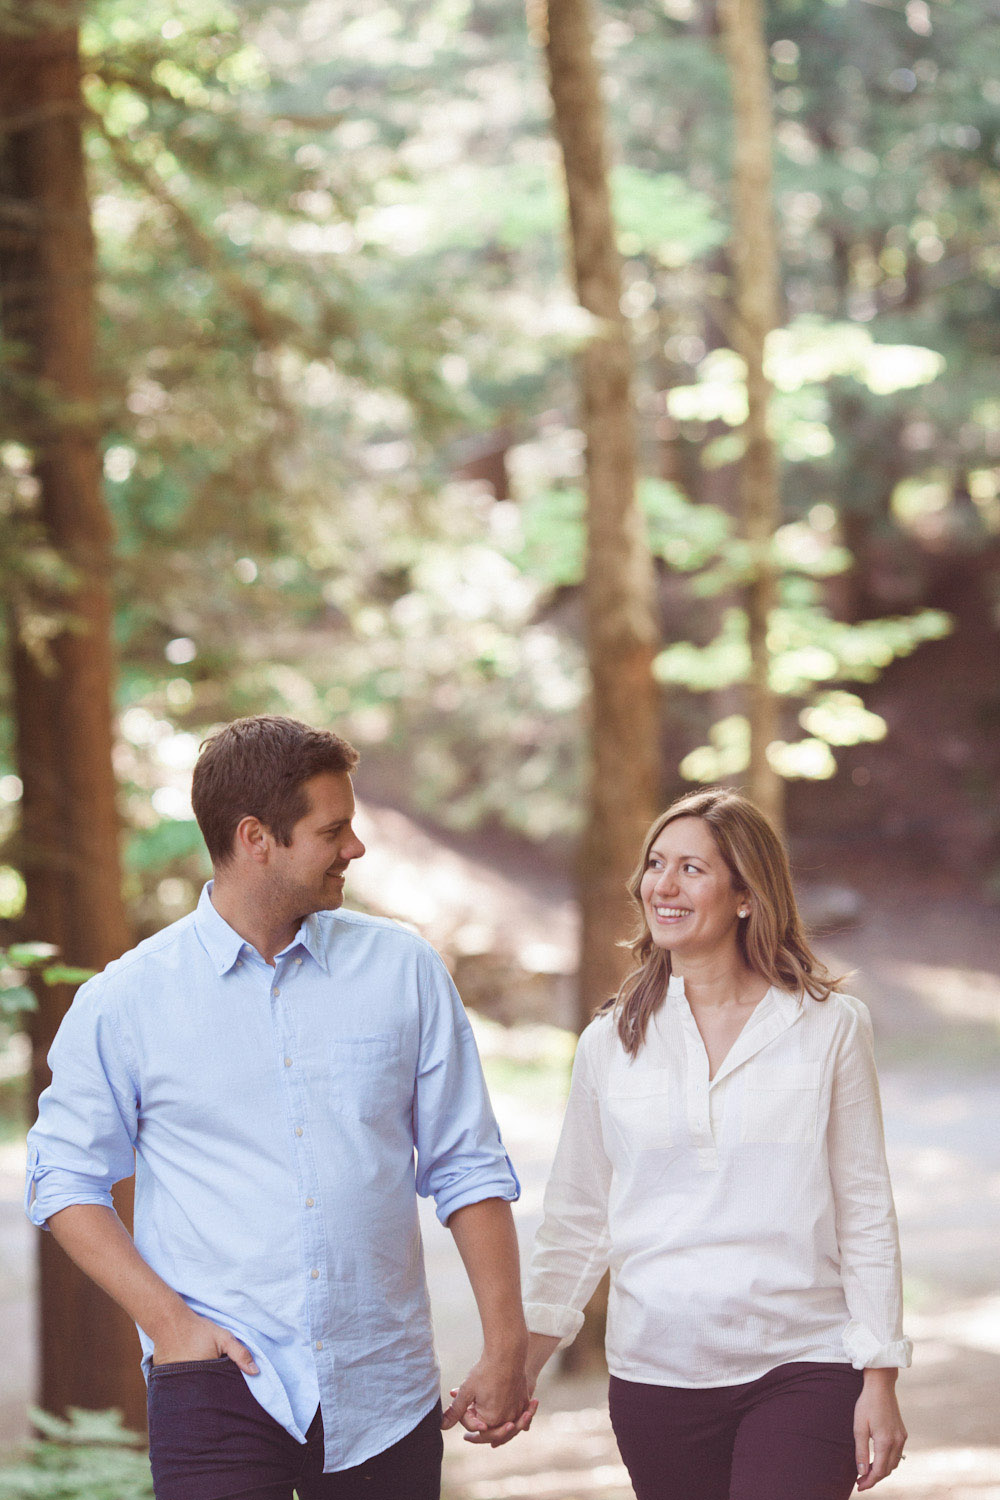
top-left (740, 1062), bottom-right (821, 1145)
top-left (603, 1068), bottom-right (673, 1152)
top-left (329, 1035), bottom-right (399, 1121)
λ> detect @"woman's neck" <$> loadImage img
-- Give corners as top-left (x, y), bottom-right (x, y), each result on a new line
top-left (672, 950), bottom-right (766, 1010)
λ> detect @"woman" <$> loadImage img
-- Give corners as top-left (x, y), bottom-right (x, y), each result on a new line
top-left (523, 787), bottom-right (910, 1499)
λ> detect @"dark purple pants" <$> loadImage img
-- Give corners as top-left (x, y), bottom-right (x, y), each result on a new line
top-left (609, 1361), bottom-right (863, 1500)
top-left (147, 1356), bottom-right (442, 1500)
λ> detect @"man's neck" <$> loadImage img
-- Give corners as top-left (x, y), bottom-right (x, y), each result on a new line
top-left (209, 878), bottom-right (302, 967)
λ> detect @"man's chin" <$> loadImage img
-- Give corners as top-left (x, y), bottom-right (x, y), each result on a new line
top-left (319, 877), bottom-right (347, 910)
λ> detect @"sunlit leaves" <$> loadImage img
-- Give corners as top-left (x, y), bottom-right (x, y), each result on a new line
top-left (799, 691), bottom-right (888, 746)
top-left (655, 596), bottom-right (952, 782)
top-left (667, 319), bottom-right (947, 461)
top-left (678, 694), bottom-right (886, 786)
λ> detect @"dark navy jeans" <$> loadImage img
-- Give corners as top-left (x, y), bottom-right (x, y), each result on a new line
top-left (609, 1361), bottom-right (863, 1500)
top-left (147, 1357), bottom-right (442, 1500)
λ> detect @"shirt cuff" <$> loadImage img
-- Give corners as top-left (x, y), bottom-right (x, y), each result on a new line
top-left (24, 1157), bottom-right (116, 1229)
top-left (843, 1320), bottom-right (913, 1369)
top-left (434, 1170), bottom-right (520, 1227)
top-left (524, 1301), bottom-right (586, 1348)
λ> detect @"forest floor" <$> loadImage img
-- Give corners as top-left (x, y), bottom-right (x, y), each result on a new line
top-left (0, 857), bottom-right (998, 1498)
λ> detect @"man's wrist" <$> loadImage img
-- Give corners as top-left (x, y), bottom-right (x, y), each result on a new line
top-left (485, 1344), bottom-right (530, 1368)
top-left (145, 1297), bottom-right (200, 1346)
top-left (482, 1331), bottom-right (529, 1363)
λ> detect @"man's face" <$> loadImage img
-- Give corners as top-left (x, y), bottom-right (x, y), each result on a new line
top-left (266, 771), bottom-right (365, 919)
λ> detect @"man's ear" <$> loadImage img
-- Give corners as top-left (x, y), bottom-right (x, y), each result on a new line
top-left (234, 815), bottom-right (271, 863)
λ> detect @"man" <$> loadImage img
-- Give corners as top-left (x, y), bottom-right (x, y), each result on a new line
top-left (26, 715), bottom-right (533, 1500)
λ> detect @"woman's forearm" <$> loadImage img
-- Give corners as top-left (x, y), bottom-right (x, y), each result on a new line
top-left (525, 1331), bottom-right (562, 1391)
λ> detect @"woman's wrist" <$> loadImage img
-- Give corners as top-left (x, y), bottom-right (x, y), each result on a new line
top-left (525, 1331), bottom-right (562, 1388)
top-left (861, 1366), bottom-right (899, 1387)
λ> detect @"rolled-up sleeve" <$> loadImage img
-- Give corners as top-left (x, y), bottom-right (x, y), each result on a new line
top-left (25, 978), bottom-right (138, 1229)
top-left (828, 1000), bottom-right (912, 1369)
top-left (411, 947), bottom-right (519, 1225)
top-left (523, 1025), bottom-right (612, 1347)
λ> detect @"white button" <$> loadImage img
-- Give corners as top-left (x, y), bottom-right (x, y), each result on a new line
top-left (235, 960), bottom-right (243, 968)
top-left (310, 1269), bottom-right (319, 1280)
top-left (295, 1127), bottom-right (303, 1138)
top-left (284, 1057), bottom-right (293, 1068)
top-left (306, 1197), bottom-right (315, 1207)
top-left (315, 1341), bottom-right (323, 1351)
top-left (273, 987), bottom-right (281, 998)
top-left (295, 957), bottom-right (303, 966)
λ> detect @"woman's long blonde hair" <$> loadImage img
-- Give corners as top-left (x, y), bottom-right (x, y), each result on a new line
top-left (606, 787), bottom-right (844, 1056)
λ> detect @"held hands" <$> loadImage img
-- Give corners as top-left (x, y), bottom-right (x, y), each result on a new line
top-left (150, 1308), bottom-right (259, 1375)
top-left (854, 1370), bottom-right (907, 1491)
top-left (441, 1350), bottom-right (537, 1448)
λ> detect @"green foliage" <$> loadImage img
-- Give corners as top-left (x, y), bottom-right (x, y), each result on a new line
top-left (2, 0), bottom-right (996, 905)
top-left (511, 478), bottom-right (730, 589)
top-left (0, 944), bottom-right (94, 1019)
top-left (0, 1409), bottom-right (151, 1500)
top-left (658, 600), bottom-right (952, 781)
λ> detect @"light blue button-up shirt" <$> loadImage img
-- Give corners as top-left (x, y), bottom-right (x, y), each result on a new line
top-left (26, 884), bottom-right (519, 1472)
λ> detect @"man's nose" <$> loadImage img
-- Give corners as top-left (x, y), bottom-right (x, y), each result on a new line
top-left (347, 833), bottom-right (366, 860)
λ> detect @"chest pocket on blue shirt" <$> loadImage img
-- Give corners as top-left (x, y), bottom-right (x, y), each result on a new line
top-left (740, 1063), bottom-right (822, 1145)
top-left (329, 1035), bottom-right (399, 1121)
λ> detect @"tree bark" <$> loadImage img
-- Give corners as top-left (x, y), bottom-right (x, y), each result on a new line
top-left (542, 0), bottom-right (660, 1035)
top-left (0, 10), bottom-right (145, 1428)
top-left (718, 0), bottom-right (784, 829)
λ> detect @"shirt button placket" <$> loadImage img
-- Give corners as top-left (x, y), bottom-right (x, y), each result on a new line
top-left (278, 965), bottom-right (327, 1371)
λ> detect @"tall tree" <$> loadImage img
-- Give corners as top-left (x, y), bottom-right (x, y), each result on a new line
top-left (541, 0), bottom-right (661, 1030)
top-left (0, 3), bottom-right (145, 1427)
top-left (718, 0), bottom-right (783, 827)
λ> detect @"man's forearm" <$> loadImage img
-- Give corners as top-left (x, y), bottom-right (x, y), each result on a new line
top-left (47, 1204), bottom-right (258, 1370)
top-left (443, 1196), bottom-right (532, 1439)
top-left (49, 1204), bottom-right (191, 1341)
top-left (448, 1197), bottom-right (527, 1357)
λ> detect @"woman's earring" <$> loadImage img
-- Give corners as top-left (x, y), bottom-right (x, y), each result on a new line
top-left (738, 906), bottom-right (750, 919)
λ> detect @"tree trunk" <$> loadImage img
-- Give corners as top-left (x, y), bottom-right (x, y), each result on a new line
top-left (0, 10), bottom-right (145, 1429)
top-left (718, 0), bottom-right (783, 829)
top-left (542, 0), bottom-right (661, 1036)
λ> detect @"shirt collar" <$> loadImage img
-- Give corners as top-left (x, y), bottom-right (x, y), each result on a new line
top-left (666, 971), bottom-right (803, 1017)
top-left (193, 883), bottom-right (331, 975)
top-left (289, 914), bottom-right (330, 973)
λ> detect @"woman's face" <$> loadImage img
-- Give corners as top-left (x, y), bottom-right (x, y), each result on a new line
top-left (639, 816), bottom-right (746, 959)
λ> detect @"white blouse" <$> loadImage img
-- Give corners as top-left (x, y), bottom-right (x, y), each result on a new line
top-left (524, 977), bottom-right (912, 1387)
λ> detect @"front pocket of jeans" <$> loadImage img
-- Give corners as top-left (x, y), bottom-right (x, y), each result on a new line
top-left (150, 1356), bottom-right (235, 1377)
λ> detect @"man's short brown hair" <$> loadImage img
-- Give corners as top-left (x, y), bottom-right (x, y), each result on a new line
top-left (191, 715), bottom-right (359, 866)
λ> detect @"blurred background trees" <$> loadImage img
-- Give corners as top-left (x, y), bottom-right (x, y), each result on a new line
top-left (1, 0), bottom-right (998, 1422)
